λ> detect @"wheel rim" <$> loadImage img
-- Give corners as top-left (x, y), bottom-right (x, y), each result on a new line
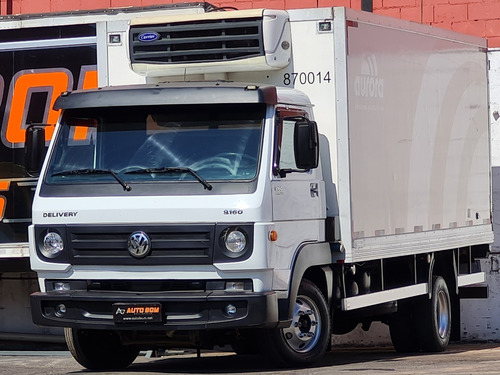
top-left (436, 289), bottom-right (450, 339)
top-left (281, 295), bottom-right (321, 353)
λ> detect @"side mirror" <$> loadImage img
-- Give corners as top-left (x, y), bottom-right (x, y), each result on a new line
top-left (294, 119), bottom-right (319, 170)
top-left (24, 125), bottom-right (47, 176)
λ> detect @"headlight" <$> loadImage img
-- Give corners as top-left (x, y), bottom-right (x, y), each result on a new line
top-left (41, 232), bottom-right (64, 258)
top-left (214, 224), bottom-right (253, 262)
top-left (224, 230), bottom-right (247, 253)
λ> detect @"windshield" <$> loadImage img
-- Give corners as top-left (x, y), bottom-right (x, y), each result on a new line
top-left (44, 104), bottom-right (264, 189)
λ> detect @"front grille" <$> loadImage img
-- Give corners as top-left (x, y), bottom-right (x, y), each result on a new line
top-left (87, 280), bottom-right (206, 292)
top-left (129, 17), bottom-right (264, 64)
top-left (68, 224), bottom-right (215, 265)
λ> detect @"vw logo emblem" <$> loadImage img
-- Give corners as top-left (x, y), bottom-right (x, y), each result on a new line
top-left (128, 231), bottom-right (151, 259)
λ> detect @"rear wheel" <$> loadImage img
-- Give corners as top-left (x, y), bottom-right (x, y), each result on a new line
top-left (262, 279), bottom-right (331, 367)
top-left (418, 276), bottom-right (451, 352)
top-left (389, 275), bottom-right (452, 353)
top-left (389, 298), bottom-right (421, 353)
top-left (65, 328), bottom-right (139, 370)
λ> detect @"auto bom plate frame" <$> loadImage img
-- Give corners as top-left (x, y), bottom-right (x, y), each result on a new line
top-left (112, 303), bottom-right (163, 324)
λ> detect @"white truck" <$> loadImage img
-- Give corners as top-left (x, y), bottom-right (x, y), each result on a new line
top-left (28, 6), bottom-right (492, 369)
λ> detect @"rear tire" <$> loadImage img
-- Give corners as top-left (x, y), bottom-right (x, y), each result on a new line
top-left (65, 328), bottom-right (139, 370)
top-left (262, 279), bottom-right (331, 367)
top-left (418, 276), bottom-right (451, 352)
top-left (390, 276), bottom-right (452, 353)
top-left (389, 298), bottom-right (421, 353)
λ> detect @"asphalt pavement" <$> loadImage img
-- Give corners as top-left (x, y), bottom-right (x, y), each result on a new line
top-left (0, 342), bottom-right (500, 374)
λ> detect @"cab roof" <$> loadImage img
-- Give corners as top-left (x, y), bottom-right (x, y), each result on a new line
top-left (53, 81), bottom-right (278, 110)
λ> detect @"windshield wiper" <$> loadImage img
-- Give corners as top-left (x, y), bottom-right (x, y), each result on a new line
top-left (52, 169), bottom-right (132, 191)
top-left (125, 167), bottom-right (212, 191)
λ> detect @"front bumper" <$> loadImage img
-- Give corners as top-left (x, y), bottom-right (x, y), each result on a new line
top-left (31, 289), bottom-right (279, 331)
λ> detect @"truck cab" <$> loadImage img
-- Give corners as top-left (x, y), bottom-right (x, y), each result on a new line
top-left (29, 81), bottom-right (328, 369)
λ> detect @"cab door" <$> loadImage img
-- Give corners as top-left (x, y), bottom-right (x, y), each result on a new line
top-left (271, 107), bottom-right (325, 222)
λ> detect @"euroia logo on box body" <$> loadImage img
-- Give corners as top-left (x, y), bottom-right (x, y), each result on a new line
top-left (354, 54), bottom-right (384, 99)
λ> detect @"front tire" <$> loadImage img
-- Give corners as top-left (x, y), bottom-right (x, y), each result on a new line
top-left (232, 329), bottom-right (259, 355)
top-left (65, 328), bottom-right (139, 370)
top-left (262, 279), bottom-right (331, 367)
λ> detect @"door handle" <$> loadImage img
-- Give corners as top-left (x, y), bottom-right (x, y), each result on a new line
top-left (310, 183), bottom-right (319, 197)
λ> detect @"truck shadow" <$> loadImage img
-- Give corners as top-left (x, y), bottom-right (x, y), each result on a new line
top-left (68, 343), bottom-right (498, 374)
top-left (109, 346), bottom-right (428, 374)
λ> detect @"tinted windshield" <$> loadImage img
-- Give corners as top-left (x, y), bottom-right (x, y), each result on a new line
top-left (45, 104), bottom-right (264, 188)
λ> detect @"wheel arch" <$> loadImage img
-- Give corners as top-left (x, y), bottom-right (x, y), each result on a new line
top-left (279, 242), bottom-right (333, 323)
top-left (429, 251), bottom-right (458, 297)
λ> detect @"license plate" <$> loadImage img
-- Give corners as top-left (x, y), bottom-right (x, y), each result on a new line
top-left (113, 303), bottom-right (162, 324)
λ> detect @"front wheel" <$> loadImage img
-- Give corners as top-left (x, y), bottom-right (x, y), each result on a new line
top-left (262, 279), bottom-right (331, 367)
top-left (65, 328), bottom-right (139, 370)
